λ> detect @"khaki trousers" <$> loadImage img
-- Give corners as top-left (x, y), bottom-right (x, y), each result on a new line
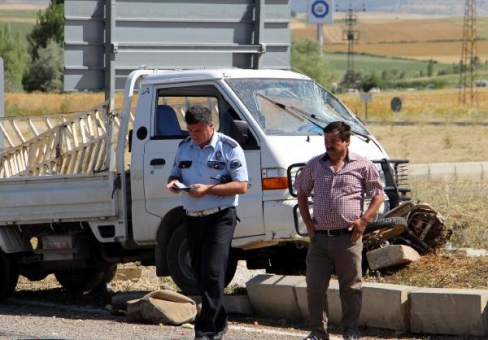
top-left (305, 233), bottom-right (363, 338)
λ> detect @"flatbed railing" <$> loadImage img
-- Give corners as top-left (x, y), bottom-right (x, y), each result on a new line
top-left (0, 102), bottom-right (133, 178)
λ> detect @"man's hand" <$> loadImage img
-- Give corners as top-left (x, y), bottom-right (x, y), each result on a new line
top-left (167, 179), bottom-right (186, 194)
top-left (186, 183), bottom-right (209, 198)
top-left (348, 217), bottom-right (368, 242)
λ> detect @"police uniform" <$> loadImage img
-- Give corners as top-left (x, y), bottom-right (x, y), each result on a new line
top-left (169, 131), bottom-right (248, 339)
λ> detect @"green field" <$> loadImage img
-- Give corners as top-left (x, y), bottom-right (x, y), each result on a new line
top-left (0, 8), bottom-right (38, 38)
top-left (0, 9), bottom-right (39, 19)
top-left (323, 52), bottom-right (437, 79)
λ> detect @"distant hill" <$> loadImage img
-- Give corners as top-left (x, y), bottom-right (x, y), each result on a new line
top-left (291, 0), bottom-right (488, 16)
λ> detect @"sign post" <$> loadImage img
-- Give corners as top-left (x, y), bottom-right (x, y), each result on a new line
top-left (360, 92), bottom-right (372, 121)
top-left (308, 0), bottom-right (334, 56)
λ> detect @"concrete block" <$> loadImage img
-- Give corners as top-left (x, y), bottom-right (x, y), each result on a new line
top-left (409, 288), bottom-right (488, 336)
top-left (482, 162), bottom-right (488, 180)
top-left (223, 295), bottom-right (253, 315)
top-left (361, 282), bottom-right (412, 331)
top-left (455, 162), bottom-right (482, 180)
top-left (246, 274), bottom-right (305, 320)
top-left (427, 163), bottom-right (455, 180)
top-left (408, 164), bottom-right (429, 180)
top-left (295, 279), bottom-right (341, 324)
top-left (366, 245), bottom-right (420, 271)
top-left (295, 279), bottom-right (309, 320)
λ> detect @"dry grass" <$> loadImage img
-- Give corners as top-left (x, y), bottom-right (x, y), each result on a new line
top-left (365, 253), bottom-right (488, 289)
top-left (5, 92), bottom-right (126, 116)
top-left (368, 177), bottom-right (488, 290)
top-left (338, 88), bottom-right (488, 122)
top-left (336, 88), bottom-right (488, 163)
top-left (367, 124), bottom-right (488, 163)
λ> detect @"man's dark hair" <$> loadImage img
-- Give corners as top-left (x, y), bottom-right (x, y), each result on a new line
top-left (323, 121), bottom-right (351, 141)
top-left (185, 105), bottom-right (212, 125)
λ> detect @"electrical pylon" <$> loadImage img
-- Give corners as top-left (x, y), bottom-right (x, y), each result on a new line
top-left (337, 4), bottom-right (365, 90)
top-left (458, 0), bottom-right (478, 106)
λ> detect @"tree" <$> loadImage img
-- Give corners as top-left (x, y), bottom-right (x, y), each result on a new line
top-left (27, 1), bottom-right (64, 60)
top-left (23, 40), bottom-right (63, 93)
top-left (24, 0), bottom-right (65, 91)
top-left (427, 59), bottom-right (435, 77)
top-left (360, 71), bottom-right (383, 92)
top-left (291, 39), bottom-right (335, 89)
top-left (0, 25), bottom-right (29, 92)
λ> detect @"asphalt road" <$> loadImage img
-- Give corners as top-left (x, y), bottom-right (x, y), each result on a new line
top-left (0, 295), bottom-right (306, 340)
top-left (0, 290), bottom-right (464, 340)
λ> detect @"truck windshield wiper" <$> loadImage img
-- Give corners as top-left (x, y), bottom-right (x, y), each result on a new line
top-left (287, 101), bottom-right (371, 142)
top-left (256, 93), bottom-right (370, 141)
top-left (256, 93), bottom-right (323, 131)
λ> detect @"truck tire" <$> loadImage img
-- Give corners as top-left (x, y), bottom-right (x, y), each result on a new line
top-left (0, 250), bottom-right (19, 302)
top-left (54, 263), bottom-right (114, 295)
top-left (363, 217), bottom-right (408, 249)
top-left (166, 224), bottom-right (238, 295)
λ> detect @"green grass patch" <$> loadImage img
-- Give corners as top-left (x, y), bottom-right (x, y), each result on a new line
top-left (324, 52), bottom-right (447, 79)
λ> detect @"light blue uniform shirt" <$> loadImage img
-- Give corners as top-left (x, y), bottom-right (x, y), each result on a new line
top-left (169, 131), bottom-right (248, 212)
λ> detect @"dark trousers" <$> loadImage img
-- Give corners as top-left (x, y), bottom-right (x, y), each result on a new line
top-left (184, 207), bottom-right (236, 339)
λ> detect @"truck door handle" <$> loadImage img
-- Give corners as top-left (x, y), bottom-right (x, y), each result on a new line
top-left (150, 158), bottom-right (166, 166)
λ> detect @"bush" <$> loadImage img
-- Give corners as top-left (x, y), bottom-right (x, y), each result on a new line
top-left (23, 40), bottom-right (63, 93)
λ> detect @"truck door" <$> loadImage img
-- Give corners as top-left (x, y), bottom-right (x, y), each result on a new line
top-left (143, 103), bottom-right (188, 218)
top-left (139, 88), bottom-right (264, 243)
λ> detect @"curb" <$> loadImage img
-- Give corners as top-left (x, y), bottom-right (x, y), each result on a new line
top-left (245, 274), bottom-right (488, 337)
top-left (409, 161), bottom-right (488, 180)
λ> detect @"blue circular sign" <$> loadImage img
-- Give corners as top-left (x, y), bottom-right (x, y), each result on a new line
top-left (311, 0), bottom-right (329, 18)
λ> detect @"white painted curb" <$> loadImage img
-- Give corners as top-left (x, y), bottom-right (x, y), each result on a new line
top-left (409, 162), bottom-right (488, 180)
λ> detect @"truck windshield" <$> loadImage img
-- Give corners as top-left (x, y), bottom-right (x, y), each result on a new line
top-left (226, 78), bottom-right (369, 136)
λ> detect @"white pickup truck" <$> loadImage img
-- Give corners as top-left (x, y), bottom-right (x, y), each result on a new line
top-left (0, 68), bottom-right (409, 299)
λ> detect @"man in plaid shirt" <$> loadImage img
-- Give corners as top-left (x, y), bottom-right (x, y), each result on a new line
top-left (294, 121), bottom-right (384, 340)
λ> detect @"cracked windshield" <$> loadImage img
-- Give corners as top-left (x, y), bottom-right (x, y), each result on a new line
top-left (226, 78), bottom-right (369, 136)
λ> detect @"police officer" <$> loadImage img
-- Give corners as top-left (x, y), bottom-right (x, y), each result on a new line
top-left (166, 105), bottom-right (248, 340)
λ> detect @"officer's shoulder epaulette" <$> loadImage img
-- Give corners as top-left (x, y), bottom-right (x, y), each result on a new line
top-left (220, 134), bottom-right (238, 148)
top-left (178, 136), bottom-right (192, 146)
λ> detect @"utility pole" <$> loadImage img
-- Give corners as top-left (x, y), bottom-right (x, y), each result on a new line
top-left (337, 4), bottom-right (365, 90)
top-left (459, 0), bottom-right (478, 106)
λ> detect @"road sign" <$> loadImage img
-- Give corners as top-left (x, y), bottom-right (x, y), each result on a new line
top-left (308, 0), bottom-right (333, 24)
top-left (391, 97), bottom-right (402, 112)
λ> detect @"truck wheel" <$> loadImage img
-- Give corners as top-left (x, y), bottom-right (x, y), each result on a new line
top-left (363, 217), bottom-right (408, 249)
top-left (0, 250), bottom-right (19, 302)
top-left (54, 265), bottom-right (108, 295)
top-left (167, 224), bottom-right (238, 295)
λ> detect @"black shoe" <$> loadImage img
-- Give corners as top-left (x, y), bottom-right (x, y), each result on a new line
top-left (194, 332), bottom-right (224, 340)
top-left (213, 321), bottom-right (228, 340)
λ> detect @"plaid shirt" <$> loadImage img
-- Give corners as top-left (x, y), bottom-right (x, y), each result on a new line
top-left (293, 151), bottom-right (384, 230)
